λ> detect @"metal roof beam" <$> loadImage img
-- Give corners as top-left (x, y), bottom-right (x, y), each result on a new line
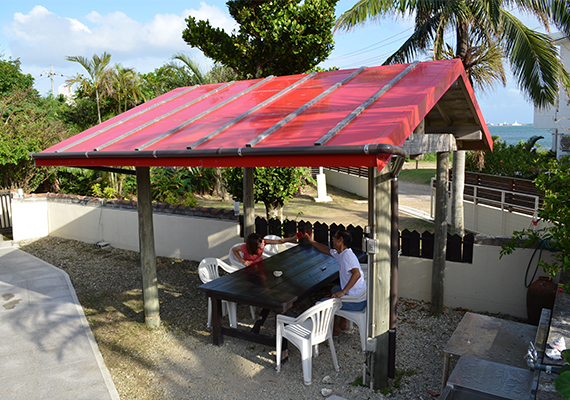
top-left (315, 61), bottom-right (420, 146)
top-left (185, 76), bottom-right (276, 150)
top-left (187, 73), bottom-right (316, 150)
top-left (246, 67), bottom-right (366, 148)
top-left (57, 86), bottom-right (200, 153)
top-left (94, 82), bottom-right (235, 152)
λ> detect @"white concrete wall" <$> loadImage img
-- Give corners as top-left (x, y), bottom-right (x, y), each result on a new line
top-left (11, 196), bottom-right (49, 241)
top-left (11, 196), bottom-right (241, 262)
top-left (323, 169), bottom-right (368, 198)
top-left (11, 195), bottom-right (557, 319)
top-left (533, 33), bottom-right (570, 157)
top-left (462, 201), bottom-right (550, 236)
top-left (398, 244), bottom-right (556, 318)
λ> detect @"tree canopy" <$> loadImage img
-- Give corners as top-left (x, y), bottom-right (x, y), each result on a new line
top-left (182, 0), bottom-right (338, 79)
top-left (0, 57), bottom-right (35, 96)
top-left (335, 0), bottom-right (570, 108)
top-left (223, 167), bottom-right (309, 220)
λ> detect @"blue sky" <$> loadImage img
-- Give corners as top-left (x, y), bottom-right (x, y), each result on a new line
top-left (0, 0), bottom-right (558, 124)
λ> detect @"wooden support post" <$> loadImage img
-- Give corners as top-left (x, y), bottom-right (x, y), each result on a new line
top-left (431, 152), bottom-right (449, 315)
top-left (388, 176), bottom-right (399, 379)
top-left (451, 150), bottom-right (465, 236)
top-left (135, 167), bottom-right (160, 328)
top-left (367, 165), bottom-right (391, 390)
top-left (243, 167), bottom-right (255, 239)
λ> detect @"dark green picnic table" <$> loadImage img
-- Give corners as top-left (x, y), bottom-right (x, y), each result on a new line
top-left (199, 242), bottom-right (339, 346)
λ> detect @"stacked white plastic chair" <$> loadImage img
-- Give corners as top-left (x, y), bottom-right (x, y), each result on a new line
top-left (275, 298), bottom-right (342, 385)
top-left (334, 289), bottom-right (367, 351)
top-left (198, 258), bottom-right (237, 328)
top-left (262, 235), bottom-right (282, 257)
top-left (228, 243), bottom-right (246, 271)
top-left (225, 244), bottom-right (256, 320)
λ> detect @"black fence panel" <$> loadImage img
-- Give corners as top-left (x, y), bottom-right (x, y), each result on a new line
top-left (268, 218), bottom-right (282, 236)
top-left (446, 234), bottom-right (463, 262)
top-left (421, 231), bottom-right (434, 259)
top-left (463, 234), bottom-right (475, 263)
top-left (255, 216), bottom-right (268, 238)
top-left (313, 222), bottom-right (328, 245)
top-left (246, 217), bottom-right (474, 263)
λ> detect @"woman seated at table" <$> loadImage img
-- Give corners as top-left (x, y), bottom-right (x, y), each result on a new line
top-left (233, 233), bottom-right (299, 267)
top-left (305, 229), bottom-right (366, 336)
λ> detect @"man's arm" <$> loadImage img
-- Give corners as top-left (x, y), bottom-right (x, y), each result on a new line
top-left (305, 233), bottom-right (331, 255)
top-left (332, 268), bottom-right (361, 298)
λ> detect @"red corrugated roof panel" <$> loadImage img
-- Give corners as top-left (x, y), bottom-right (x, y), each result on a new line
top-left (33, 59), bottom-right (492, 170)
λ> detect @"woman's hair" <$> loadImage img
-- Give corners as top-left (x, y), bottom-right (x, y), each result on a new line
top-left (246, 233), bottom-right (263, 256)
top-left (334, 229), bottom-right (352, 248)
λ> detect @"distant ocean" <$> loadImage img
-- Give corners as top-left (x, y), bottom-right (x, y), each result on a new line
top-left (487, 125), bottom-right (553, 149)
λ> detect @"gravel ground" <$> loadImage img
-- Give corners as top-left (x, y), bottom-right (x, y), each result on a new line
top-left (18, 236), bottom-right (528, 399)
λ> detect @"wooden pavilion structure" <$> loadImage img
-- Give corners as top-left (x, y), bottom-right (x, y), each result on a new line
top-left (31, 59), bottom-right (492, 389)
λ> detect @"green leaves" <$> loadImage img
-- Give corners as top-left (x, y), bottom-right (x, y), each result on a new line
top-left (335, 0), bottom-right (570, 108)
top-left (182, 0), bottom-right (338, 79)
top-left (222, 167), bottom-right (308, 219)
top-left (554, 350), bottom-right (570, 399)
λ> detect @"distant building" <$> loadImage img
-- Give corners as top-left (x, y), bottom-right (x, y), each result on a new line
top-left (533, 33), bottom-right (570, 159)
top-left (57, 83), bottom-right (74, 105)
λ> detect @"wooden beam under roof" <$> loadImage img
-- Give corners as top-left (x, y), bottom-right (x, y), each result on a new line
top-left (402, 133), bottom-right (457, 155)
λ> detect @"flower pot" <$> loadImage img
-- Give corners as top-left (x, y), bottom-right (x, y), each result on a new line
top-left (526, 276), bottom-right (557, 325)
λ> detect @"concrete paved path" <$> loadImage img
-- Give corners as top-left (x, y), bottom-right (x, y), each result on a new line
top-left (0, 245), bottom-right (119, 400)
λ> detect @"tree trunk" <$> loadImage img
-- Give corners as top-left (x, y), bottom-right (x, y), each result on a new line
top-left (96, 89), bottom-right (102, 124)
top-left (265, 202), bottom-right (283, 221)
top-left (450, 151), bottom-right (465, 236)
top-left (431, 152), bottom-right (449, 315)
top-left (213, 167), bottom-right (228, 201)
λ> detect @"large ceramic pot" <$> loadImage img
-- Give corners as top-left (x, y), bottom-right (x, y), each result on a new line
top-left (527, 276), bottom-right (557, 325)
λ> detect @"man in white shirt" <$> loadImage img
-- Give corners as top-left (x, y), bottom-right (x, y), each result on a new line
top-left (305, 229), bottom-right (366, 336)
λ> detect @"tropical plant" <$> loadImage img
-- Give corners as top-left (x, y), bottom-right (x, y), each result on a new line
top-left (150, 167), bottom-right (198, 207)
top-left (555, 349), bottom-right (570, 399)
top-left (222, 167), bottom-right (311, 220)
top-left (66, 52), bottom-right (113, 123)
top-left (500, 156), bottom-right (570, 278)
top-left (335, 0), bottom-right (570, 108)
top-left (465, 136), bottom-right (554, 179)
top-left (0, 89), bottom-right (72, 192)
top-left (163, 52), bottom-right (211, 87)
top-left (111, 63), bottom-right (144, 113)
top-left (0, 57), bottom-right (35, 96)
top-left (182, 0), bottom-right (338, 79)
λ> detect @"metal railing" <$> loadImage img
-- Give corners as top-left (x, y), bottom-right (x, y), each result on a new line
top-left (430, 179), bottom-right (540, 232)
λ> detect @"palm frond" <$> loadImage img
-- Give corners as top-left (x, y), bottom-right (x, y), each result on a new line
top-left (384, 14), bottom-right (440, 64)
top-left (335, 0), bottom-right (406, 32)
top-left (500, 10), bottom-right (563, 107)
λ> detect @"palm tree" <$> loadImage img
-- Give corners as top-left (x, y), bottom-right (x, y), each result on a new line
top-left (66, 52), bottom-right (113, 124)
top-left (335, 0), bottom-right (570, 108)
top-left (111, 64), bottom-right (144, 113)
top-left (164, 52), bottom-right (211, 87)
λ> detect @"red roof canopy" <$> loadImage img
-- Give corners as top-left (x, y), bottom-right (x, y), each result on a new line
top-left (32, 59), bottom-right (492, 171)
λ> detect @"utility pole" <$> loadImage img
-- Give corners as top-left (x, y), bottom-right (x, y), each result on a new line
top-left (40, 65), bottom-right (64, 97)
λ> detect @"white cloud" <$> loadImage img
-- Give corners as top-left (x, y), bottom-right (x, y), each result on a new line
top-left (5, 3), bottom-right (236, 68)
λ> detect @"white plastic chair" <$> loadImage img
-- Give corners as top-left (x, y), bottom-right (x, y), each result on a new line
top-left (263, 235), bottom-right (282, 257)
top-left (228, 243), bottom-right (246, 270)
top-left (335, 290), bottom-right (367, 351)
top-left (276, 298), bottom-right (342, 385)
top-left (225, 245), bottom-right (257, 320)
top-left (198, 258), bottom-right (237, 328)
